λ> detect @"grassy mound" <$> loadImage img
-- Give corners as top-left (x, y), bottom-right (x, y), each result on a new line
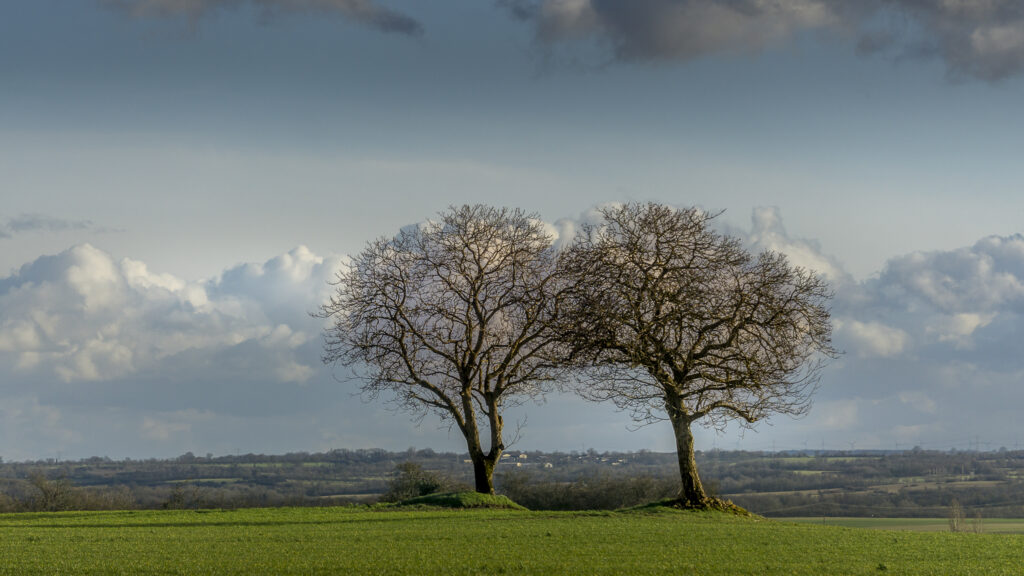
top-left (390, 491), bottom-right (527, 510)
top-left (630, 496), bottom-right (756, 517)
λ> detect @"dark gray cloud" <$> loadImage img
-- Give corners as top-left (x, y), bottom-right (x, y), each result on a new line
top-left (906, 1), bottom-right (1024, 81)
top-left (102, 0), bottom-right (423, 36)
top-left (501, 0), bottom-right (840, 62)
top-left (0, 214), bottom-right (109, 239)
top-left (501, 0), bottom-right (1024, 81)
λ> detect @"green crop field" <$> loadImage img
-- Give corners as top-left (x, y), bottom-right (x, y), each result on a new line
top-left (1, 506), bottom-right (1022, 575)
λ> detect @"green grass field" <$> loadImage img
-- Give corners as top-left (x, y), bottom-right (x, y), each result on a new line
top-left (1, 506), bottom-right (1022, 575)
top-left (787, 517), bottom-right (1024, 534)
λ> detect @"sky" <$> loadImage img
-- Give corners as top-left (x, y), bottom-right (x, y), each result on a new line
top-left (3, 0), bottom-right (1024, 461)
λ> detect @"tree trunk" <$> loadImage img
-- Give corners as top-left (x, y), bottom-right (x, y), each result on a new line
top-left (464, 432), bottom-right (498, 495)
top-left (460, 391), bottom-right (504, 495)
top-left (470, 453), bottom-right (496, 494)
top-left (669, 411), bottom-right (707, 504)
top-left (460, 390), bottom-right (497, 495)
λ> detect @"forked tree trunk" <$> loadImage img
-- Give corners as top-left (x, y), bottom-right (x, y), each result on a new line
top-left (464, 433), bottom-right (499, 494)
top-left (669, 411), bottom-right (707, 504)
top-left (470, 453), bottom-right (497, 494)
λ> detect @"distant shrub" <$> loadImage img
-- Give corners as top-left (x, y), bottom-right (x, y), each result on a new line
top-left (0, 491), bottom-right (19, 513)
top-left (380, 462), bottom-right (465, 503)
top-left (27, 472), bottom-right (76, 511)
top-left (162, 482), bottom-right (204, 510)
top-left (21, 471), bottom-right (135, 512)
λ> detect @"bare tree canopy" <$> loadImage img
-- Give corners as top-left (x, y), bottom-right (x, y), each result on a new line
top-left (319, 205), bottom-right (565, 494)
top-left (559, 203), bottom-right (837, 507)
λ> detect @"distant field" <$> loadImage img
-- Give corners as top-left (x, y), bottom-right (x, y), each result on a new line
top-left (773, 456), bottom-right (877, 464)
top-left (788, 517), bottom-right (1024, 534)
top-left (6, 448), bottom-right (1024, 516)
top-left (2, 507), bottom-right (1023, 575)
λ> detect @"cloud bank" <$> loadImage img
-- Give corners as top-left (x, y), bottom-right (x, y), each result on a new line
top-left (502, 0), bottom-right (1024, 81)
top-left (102, 0), bottom-right (423, 36)
top-left (545, 204), bottom-right (1024, 448)
top-left (746, 212), bottom-right (1024, 448)
top-left (6, 210), bottom-right (1024, 458)
top-left (0, 243), bottom-right (336, 385)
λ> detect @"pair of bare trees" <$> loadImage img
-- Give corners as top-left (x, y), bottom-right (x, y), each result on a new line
top-left (319, 203), bottom-right (836, 505)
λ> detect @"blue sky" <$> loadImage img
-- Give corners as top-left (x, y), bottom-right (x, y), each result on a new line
top-left (3, 0), bottom-right (1024, 460)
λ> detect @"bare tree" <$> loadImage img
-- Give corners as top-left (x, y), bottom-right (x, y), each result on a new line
top-left (319, 205), bottom-right (564, 494)
top-left (26, 472), bottom-right (74, 512)
top-left (559, 203), bottom-right (836, 507)
top-left (949, 498), bottom-right (965, 532)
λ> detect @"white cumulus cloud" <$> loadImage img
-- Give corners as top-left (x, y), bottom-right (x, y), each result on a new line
top-left (875, 234), bottom-right (1024, 314)
top-left (0, 243), bottom-right (340, 384)
top-left (834, 319), bottom-right (909, 359)
top-left (743, 206), bottom-right (850, 284)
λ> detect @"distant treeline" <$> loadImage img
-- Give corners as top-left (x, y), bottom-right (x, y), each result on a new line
top-left (2, 447), bottom-right (1024, 517)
